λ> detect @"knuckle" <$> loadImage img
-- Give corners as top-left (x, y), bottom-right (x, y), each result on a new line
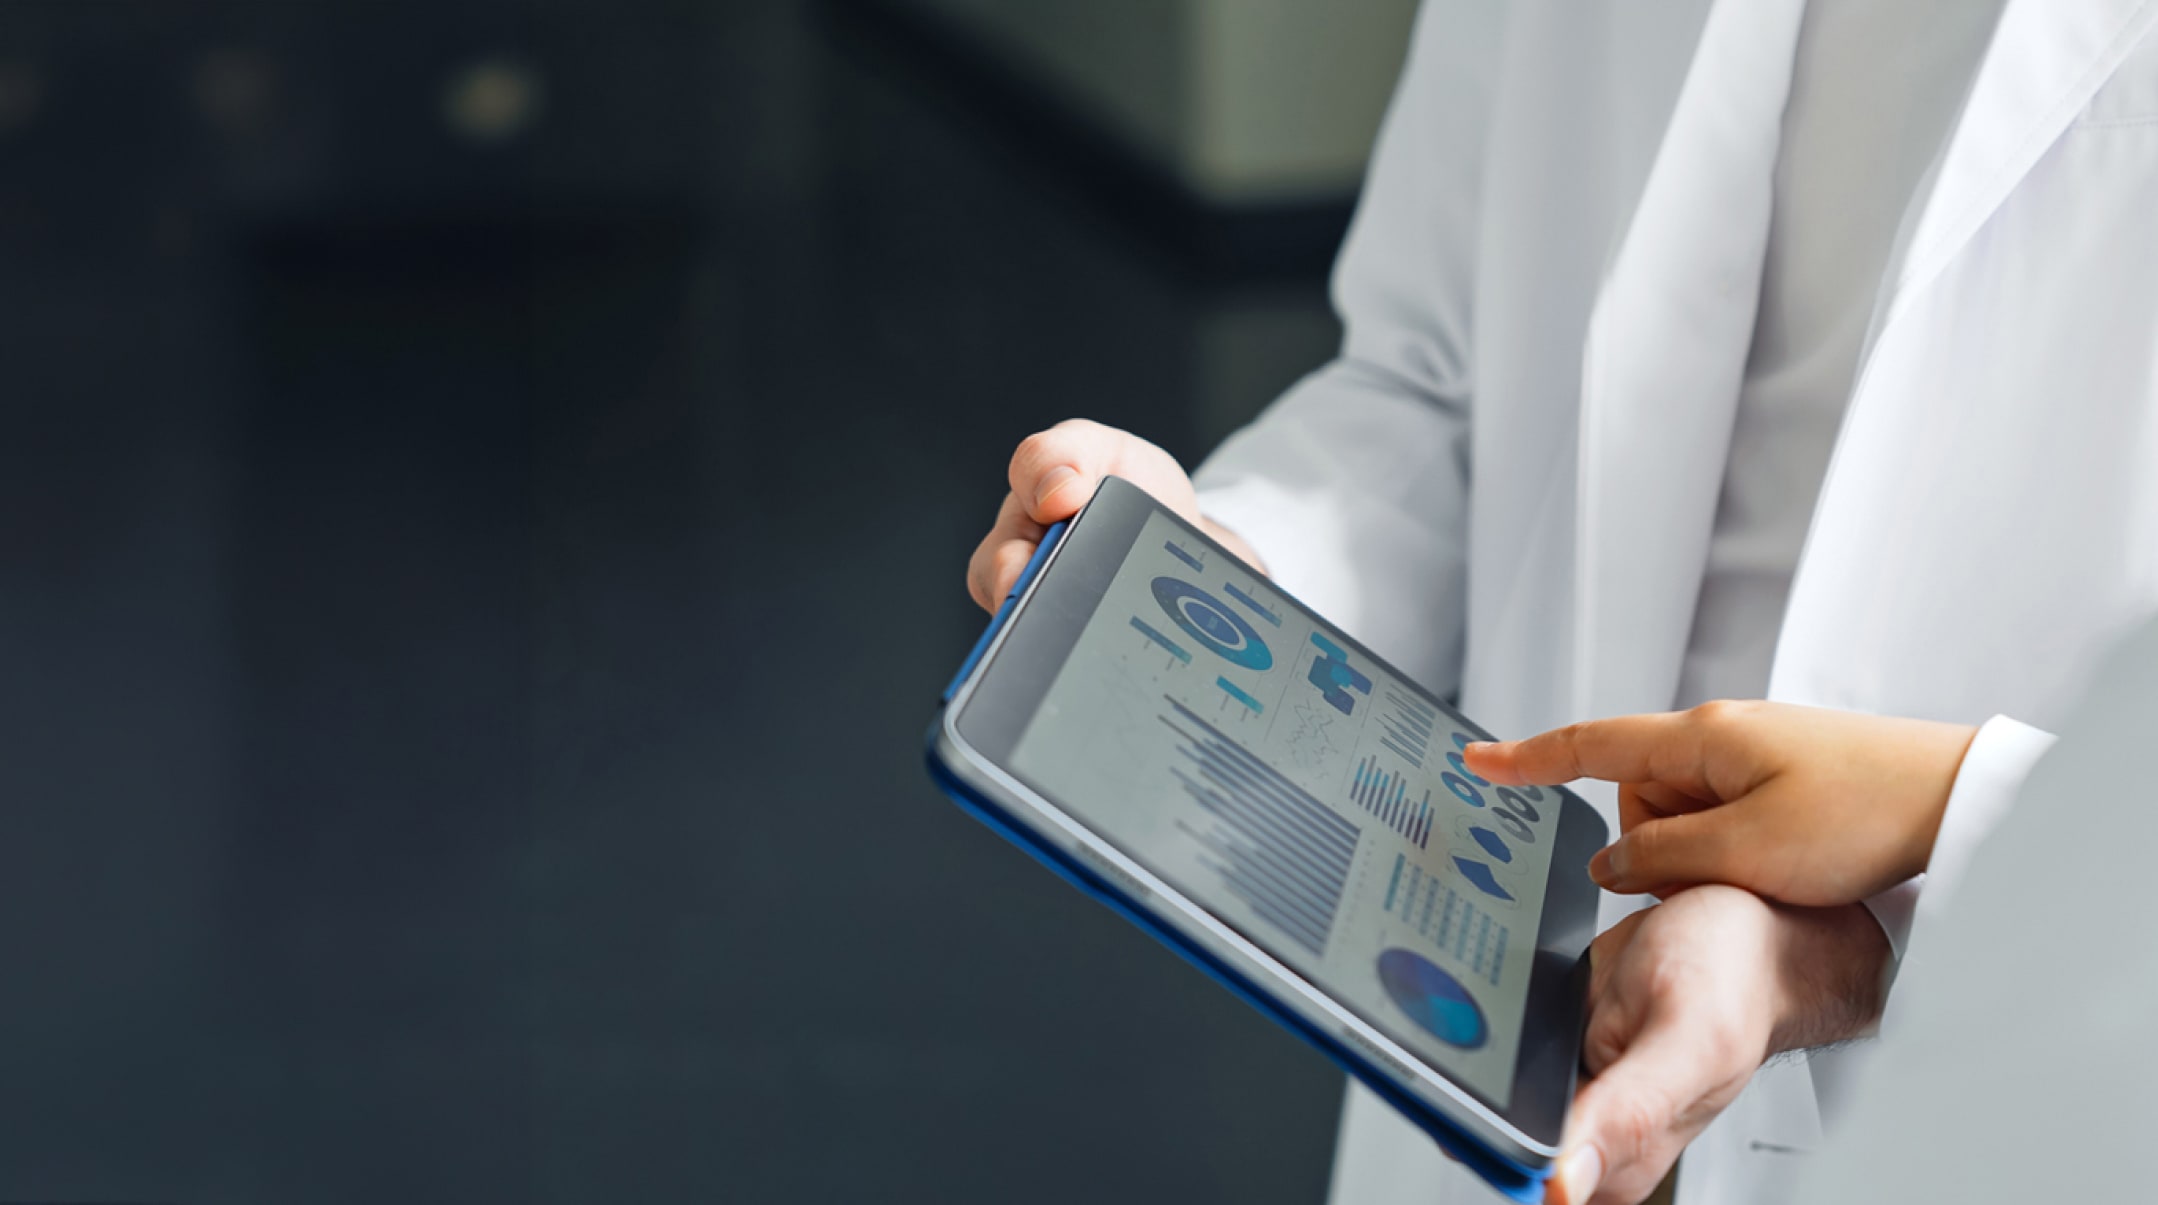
top-left (1701, 1020), bottom-right (1753, 1073)
top-left (1548, 723), bottom-right (1590, 772)
top-left (1689, 699), bottom-right (1739, 730)
top-left (989, 541), bottom-right (1035, 595)
top-left (1690, 698), bottom-right (1760, 732)
top-left (1601, 1089), bottom-right (1672, 1165)
top-left (1582, 1026), bottom-right (1626, 1076)
top-left (1621, 826), bottom-right (1660, 868)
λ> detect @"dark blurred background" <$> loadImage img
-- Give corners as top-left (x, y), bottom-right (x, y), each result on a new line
top-left (0, 2), bottom-right (1415, 1200)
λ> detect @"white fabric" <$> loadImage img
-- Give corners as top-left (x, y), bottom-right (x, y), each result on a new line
top-left (1913, 717), bottom-right (2059, 925)
top-left (1797, 621), bottom-right (2158, 1204)
top-left (1856, 715), bottom-right (2053, 974)
top-left (1673, 0), bottom-right (2006, 990)
top-left (1192, 0), bottom-right (2158, 1202)
top-left (1674, 0), bottom-right (2005, 712)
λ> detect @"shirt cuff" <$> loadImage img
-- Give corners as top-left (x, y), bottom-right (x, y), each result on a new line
top-left (1922, 715), bottom-right (2057, 917)
top-left (1861, 715), bottom-right (2057, 963)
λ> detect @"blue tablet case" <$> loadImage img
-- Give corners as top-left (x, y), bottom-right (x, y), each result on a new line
top-left (927, 521), bottom-right (1551, 1203)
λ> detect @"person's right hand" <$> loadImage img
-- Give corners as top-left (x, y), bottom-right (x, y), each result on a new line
top-left (1462, 702), bottom-right (1979, 907)
top-left (966, 419), bottom-right (1263, 612)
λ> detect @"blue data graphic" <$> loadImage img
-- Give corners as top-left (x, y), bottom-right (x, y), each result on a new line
top-left (1164, 698), bottom-right (1360, 957)
top-left (1349, 755), bottom-right (1432, 848)
top-left (1306, 632), bottom-right (1372, 715)
top-left (1453, 857), bottom-right (1514, 903)
top-left (1216, 676), bottom-right (1264, 716)
top-left (1377, 687), bottom-right (1437, 769)
top-left (1383, 854), bottom-right (1510, 986)
top-left (1153, 578), bottom-right (1273, 671)
top-left (1468, 826), bottom-right (1513, 864)
top-left (1128, 616), bottom-right (1192, 664)
top-left (1223, 582), bottom-right (1283, 627)
top-left (1164, 540), bottom-right (1206, 572)
top-left (1378, 948), bottom-right (1489, 1049)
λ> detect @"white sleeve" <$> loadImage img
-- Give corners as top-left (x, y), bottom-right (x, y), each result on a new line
top-left (1860, 715), bottom-right (2057, 964)
top-left (1194, 0), bottom-right (1503, 696)
top-left (1797, 620), bottom-right (2158, 1205)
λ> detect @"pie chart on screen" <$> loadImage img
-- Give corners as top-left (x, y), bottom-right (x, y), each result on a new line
top-left (1378, 948), bottom-right (1488, 1049)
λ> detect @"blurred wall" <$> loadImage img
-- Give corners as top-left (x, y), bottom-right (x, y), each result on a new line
top-left (873, 0), bottom-right (1419, 205)
top-left (0, 2), bottom-right (1357, 1202)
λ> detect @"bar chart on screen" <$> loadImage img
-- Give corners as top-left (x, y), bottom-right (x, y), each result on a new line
top-left (1382, 853), bottom-right (1511, 987)
top-left (1348, 755), bottom-right (1432, 849)
top-left (1376, 686), bottom-right (1436, 769)
top-left (1162, 697), bottom-right (1360, 957)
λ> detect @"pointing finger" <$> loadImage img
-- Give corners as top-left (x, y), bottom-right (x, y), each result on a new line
top-left (1465, 713), bottom-right (1702, 789)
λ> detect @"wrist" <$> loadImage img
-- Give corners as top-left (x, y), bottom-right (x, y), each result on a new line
top-left (1901, 722), bottom-right (1982, 882)
top-left (1765, 903), bottom-right (1892, 1054)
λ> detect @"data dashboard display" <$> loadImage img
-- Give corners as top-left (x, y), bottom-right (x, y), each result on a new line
top-left (1009, 513), bottom-right (1561, 1105)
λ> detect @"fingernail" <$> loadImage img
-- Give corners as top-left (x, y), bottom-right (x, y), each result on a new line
top-left (1556, 1144), bottom-right (1603, 1205)
top-left (1587, 847), bottom-right (1615, 888)
top-left (1034, 465), bottom-right (1079, 509)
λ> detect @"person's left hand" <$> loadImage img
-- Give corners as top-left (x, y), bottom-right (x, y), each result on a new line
top-left (1549, 886), bottom-right (1890, 1205)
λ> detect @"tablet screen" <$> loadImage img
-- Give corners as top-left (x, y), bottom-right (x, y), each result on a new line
top-left (1008, 510), bottom-right (1561, 1108)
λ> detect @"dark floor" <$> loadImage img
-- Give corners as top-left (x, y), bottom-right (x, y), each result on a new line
top-left (0, 2), bottom-right (1347, 1201)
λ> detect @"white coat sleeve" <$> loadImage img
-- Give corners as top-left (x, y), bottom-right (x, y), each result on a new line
top-left (1192, 0), bottom-right (1503, 696)
top-left (1796, 621), bottom-right (2158, 1205)
top-left (1861, 716), bottom-right (2057, 965)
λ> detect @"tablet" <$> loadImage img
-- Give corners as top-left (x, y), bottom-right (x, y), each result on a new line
top-left (927, 477), bottom-right (1604, 1201)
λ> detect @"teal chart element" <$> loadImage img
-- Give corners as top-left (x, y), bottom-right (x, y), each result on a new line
top-left (1378, 948), bottom-right (1488, 1049)
top-left (1216, 676), bottom-right (1264, 715)
top-left (1152, 577), bottom-right (1273, 671)
top-left (1307, 632), bottom-right (1373, 715)
top-left (1223, 582), bottom-right (1283, 627)
top-left (1128, 616), bottom-right (1192, 664)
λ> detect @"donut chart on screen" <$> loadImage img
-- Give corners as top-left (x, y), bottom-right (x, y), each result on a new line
top-left (1150, 576), bottom-right (1273, 671)
top-left (1377, 948), bottom-right (1488, 1050)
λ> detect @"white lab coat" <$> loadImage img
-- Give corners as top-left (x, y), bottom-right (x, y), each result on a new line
top-left (1191, 2), bottom-right (2158, 1203)
top-left (1795, 623), bottom-right (2158, 1203)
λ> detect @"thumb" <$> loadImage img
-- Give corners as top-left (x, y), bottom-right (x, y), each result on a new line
top-left (1592, 808), bottom-right (1753, 895)
top-left (1008, 420), bottom-right (1123, 524)
top-left (1553, 1018), bottom-right (1716, 1205)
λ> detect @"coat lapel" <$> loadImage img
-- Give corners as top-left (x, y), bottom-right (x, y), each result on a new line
top-left (1772, 0), bottom-right (2158, 701)
top-left (1869, 0), bottom-right (2158, 337)
top-left (1570, 0), bottom-right (1807, 722)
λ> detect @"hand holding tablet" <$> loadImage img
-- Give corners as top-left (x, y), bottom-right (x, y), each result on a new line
top-left (930, 477), bottom-right (1607, 1201)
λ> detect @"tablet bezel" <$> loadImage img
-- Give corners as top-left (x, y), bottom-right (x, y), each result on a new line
top-left (939, 476), bottom-right (1603, 1162)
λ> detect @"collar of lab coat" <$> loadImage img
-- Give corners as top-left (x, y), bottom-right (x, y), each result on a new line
top-left (1569, 0), bottom-right (2158, 723)
top-left (1880, 0), bottom-right (2158, 332)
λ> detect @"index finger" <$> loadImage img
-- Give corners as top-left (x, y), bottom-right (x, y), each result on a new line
top-left (1465, 712), bottom-right (1702, 789)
